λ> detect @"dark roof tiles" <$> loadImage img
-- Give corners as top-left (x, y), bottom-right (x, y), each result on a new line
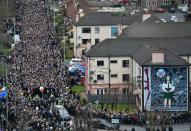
top-left (75, 12), bottom-right (139, 26)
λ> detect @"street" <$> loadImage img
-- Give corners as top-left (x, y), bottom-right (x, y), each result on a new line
top-left (120, 123), bottom-right (191, 131)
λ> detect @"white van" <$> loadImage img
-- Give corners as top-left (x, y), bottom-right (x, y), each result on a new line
top-left (178, 4), bottom-right (188, 13)
top-left (69, 58), bottom-right (82, 65)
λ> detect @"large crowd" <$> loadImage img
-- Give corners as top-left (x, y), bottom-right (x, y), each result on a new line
top-left (0, 0), bottom-right (78, 130)
top-left (0, 0), bottom-right (190, 131)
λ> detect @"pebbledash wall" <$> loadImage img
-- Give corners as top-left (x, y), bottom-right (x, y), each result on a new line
top-left (86, 56), bottom-right (133, 95)
top-left (73, 25), bottom-right (125, 58)
top-left (85, 55), bottom-right (191, 111)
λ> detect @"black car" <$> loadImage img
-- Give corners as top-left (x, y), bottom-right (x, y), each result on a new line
top-left (169, 7), bottom-right (176, 13)
top-left (90, 118), bottom-right (118, 130)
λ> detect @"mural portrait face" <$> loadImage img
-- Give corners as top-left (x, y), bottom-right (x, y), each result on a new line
top-left (144, 66), bottom-right (188, 111)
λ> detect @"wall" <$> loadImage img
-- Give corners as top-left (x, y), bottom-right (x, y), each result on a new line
top-left (86, 56), bottom-right (133, 94)
top-left (181, 56), bottom-right (191, 83)
top-left (73, 25), bottom-right (127, 58)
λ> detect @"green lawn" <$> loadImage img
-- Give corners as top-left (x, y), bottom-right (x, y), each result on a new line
top-left (92, 103), bottom-right (136, 113)
top-left (0, 40), bottom-right (12, 55)
top-left (0, 64), bottom-right (10, 76)
top-left (0, 0), bottom-right (16, 17)
top-left (71, 85), bottom-right (85, 95)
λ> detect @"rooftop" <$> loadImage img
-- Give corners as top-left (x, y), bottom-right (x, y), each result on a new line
top-left (119, 22), bottom-right (191, 38)
top-left (75, 12), bottom-right (139, 26)
top-left (87, 38), bottom-right (190, 66)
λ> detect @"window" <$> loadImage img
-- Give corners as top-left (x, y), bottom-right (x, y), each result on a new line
top-left (111, 74), bottom-right (118, 78)
top-left (139, 68), bottom-right (141, 75)
top-left (123, 74), bottom-right (130, 82)
top-left (95, 27), bottom-right (100, 34)
top-left (82, 27), bottom-right (91, 33)
top-left (101, 89), bottom-right (103, 95)
top-left (122, 60), bottom-right (129, 67)
top-left (82, 39), bottom-right (91, 45)
top-left (97, 74), bottom-right (104, 80)
top-left (110, 60), bottom-right (117, 63)
top-left (97, 61), bottom-right (104, 66)
top-left (95, 39), bottom-right (100, 44)
top-left (97, 89), bottom-right (100, 95)
top-left (111, 26), bottom-right (118, 37)
top-left (104, 89), bottom-right (107, 94)
top-left (122, 88), bottom-right (129, 94)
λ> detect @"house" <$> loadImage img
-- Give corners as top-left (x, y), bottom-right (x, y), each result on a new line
top-left (73, 12), bottom-right (139, 58)
top-left (64, 0), bottom-right (124, 22)
top-left (65, 0), bottom-right (91, 22)
top-left (144, 0), bottom-right (189, 10)
top-left (86, 38), bottom-right (191, 111)
top-left (85, 22), bottom-right (191, 111)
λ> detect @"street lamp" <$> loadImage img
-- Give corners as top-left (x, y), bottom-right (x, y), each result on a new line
top-left (6, 0), bottom-right (9, 18)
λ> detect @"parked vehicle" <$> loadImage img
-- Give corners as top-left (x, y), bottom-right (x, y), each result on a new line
top-left (178, 4), bottom-right (188, 13)
top-left (69, 63), bottom-right (85, 74)
top-left (90, 118), bottom-right (118, 130)
top-left (169, 7), bottom-right (176, 13)
top-left (119, 0), bottom-right (129, 4)
top-left (154, 8), bottom-right (165, 13)
top-left (69, 58), bottom-right (82, 65)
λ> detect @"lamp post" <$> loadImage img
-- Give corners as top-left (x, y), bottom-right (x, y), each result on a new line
top-left (108, 55), bottom-right (111, 105)
top-left (6, 0), bottom-right (9, 18)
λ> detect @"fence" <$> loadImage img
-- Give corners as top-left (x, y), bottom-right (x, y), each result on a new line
top-left (87, 94), bottom-right (136, 104)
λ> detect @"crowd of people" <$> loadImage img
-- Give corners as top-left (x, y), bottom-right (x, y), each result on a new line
top-left (0, 0), bottom-right (190, 131)
top-left (0, 0), bottom-right (79, 130)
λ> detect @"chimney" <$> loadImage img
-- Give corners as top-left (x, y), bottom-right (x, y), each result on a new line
top-left (152, 51), bottom-right (165, 64)
top-left (118, 23), bottom-right (123, 36)
top-left (75, 13), bottom-right (80, 23)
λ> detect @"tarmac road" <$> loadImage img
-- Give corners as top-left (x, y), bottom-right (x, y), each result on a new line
top-left (120, 123), bottom-right (191, 131)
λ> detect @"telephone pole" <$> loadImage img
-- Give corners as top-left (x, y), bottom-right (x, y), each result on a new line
top-left (108, 55), bottom-right (111, 104)
top-left (6, 0), bottom-right (9, 18)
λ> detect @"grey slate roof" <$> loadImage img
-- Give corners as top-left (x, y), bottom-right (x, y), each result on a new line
top-left (119, 22), bottom-right (191, 38)
top-left (132, 43), bottom-right (189, 66)
top-left (75, 12), bottom-right (139, 26)
top-left (86, 38), bottom-right (191, 65)
top-left (87, 0), bottom-right (119, 7)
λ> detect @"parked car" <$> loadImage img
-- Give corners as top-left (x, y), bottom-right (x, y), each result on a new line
top-left (154, 8), bottom-right (165, 13)
top-left (169, 7), bottom-right (176, 13)
top-left (90, 118), bottom-right (118, 130)
top-left (69, 58), bottom-right (82, 65)
top-left (55, 105), bottom-right (75, 130)
top-left (178, 4), bottom-right (188, 13)
top-left (119, 0), bottom-right (129, 4)
top-left (69, 64), bottom-right (85, 76)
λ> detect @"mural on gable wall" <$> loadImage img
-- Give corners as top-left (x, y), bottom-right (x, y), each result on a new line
top-left (144, 66), bottom-right (188, 111)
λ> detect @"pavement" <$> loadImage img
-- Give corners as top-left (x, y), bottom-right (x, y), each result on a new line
top-left (120, 123), bottom-right (191, 131)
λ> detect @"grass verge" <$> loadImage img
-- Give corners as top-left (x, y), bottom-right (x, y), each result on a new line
top-left (92, 103), bottom-right (136, 113)
top-left (71, 85), bottom-right (85, 95)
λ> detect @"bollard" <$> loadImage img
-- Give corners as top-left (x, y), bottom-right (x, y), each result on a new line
top-left (169, 127), bottom-right (173, 131)
top-left (145, 127), bottom-right (150, 131)
top-left (161, 126), bottom-right (166, 131)
top-left (131, 127), bottom-right (135, 131)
